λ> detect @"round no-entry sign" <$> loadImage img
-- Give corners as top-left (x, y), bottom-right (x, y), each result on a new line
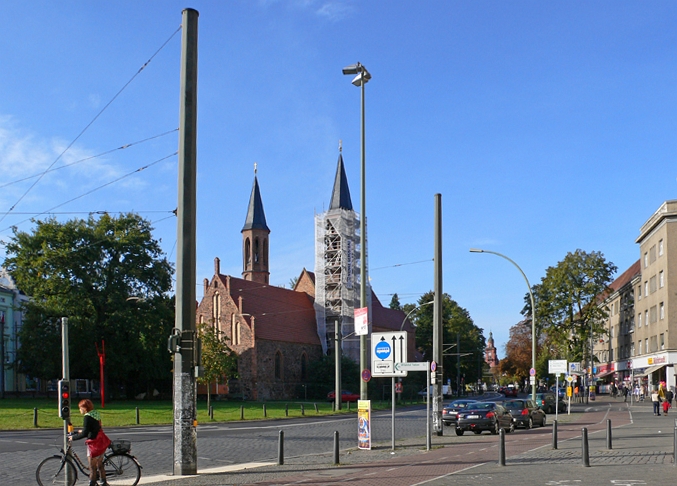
top-left (362, 369), bottom-right (371, 382)
top-left (529, 368), bottom-right (536, 376)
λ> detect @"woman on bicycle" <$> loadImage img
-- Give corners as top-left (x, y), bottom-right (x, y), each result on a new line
top-left (70, 399), bottom-right (109, 486)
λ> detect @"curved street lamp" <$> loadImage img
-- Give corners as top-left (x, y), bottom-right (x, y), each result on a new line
top-left (470, 248), bottom-right (537, 402)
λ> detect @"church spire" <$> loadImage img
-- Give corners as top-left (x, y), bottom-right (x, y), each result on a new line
top-left (241, 165), bottom-right (270, 284)
top-left (329, 142), bottom-right (353, 211)
top-left (242, 167), bottom-right (269, 232)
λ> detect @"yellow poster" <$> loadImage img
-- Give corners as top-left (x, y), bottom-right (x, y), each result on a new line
top-left (357, 399), bottom-right (371, 450)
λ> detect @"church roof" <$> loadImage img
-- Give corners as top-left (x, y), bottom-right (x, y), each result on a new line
top-left (329, 153), bottom-right (353, 211)
top-left (218, 274), bottom-right (320, 345)
top-left (242, 175), bottom-right (269, 232)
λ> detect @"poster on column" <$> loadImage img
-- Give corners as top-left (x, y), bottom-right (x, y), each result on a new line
top-left (357, 400), bottom-right (371, 450)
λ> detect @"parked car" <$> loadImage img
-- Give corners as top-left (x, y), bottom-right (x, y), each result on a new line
top-left (327, 390), bottom-right (360, 402)
top-left (550, 385), bottom-right (566, 399)
top-left (501, 385), bottom-right (519, 397)
top-left (442, 399), bottom-right (477, 427)
top-left (504, 399), bottom-right (547, 429)
top-left (534, 392), bottom-right (567, 414)
top-left (455, 401), bottom-right (515, 436)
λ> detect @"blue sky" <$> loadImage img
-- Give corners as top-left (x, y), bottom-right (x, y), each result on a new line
top-left (1, 1), bottom-right (675, 359)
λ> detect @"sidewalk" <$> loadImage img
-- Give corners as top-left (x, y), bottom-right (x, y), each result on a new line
top-left (142, 395), bottom-right (677, 486)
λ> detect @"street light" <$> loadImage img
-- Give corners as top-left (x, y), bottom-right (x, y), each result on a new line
top-left (470, 248), bottom-right (537, 402)
top-left (400, 301), bottom-right (434, 331)
top-left (343, 62), bottom-right (371, 400)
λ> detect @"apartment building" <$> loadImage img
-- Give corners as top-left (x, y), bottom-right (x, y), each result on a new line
top-left (594, 200), bottom-right (677, 391)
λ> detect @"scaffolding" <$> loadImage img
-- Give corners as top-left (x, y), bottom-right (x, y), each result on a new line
top-left (314, 207), bottom-right (369, 362)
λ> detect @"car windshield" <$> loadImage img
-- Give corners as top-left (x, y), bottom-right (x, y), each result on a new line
top-left (504, 401), bottom-right (524, 409)
top-left (469, 403), bottom-right (494, 410)
top-left (449, 401), bottom-right (474, 408)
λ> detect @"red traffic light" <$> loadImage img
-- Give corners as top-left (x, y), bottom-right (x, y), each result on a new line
top-left (61, 391), bottom-right (69, 399)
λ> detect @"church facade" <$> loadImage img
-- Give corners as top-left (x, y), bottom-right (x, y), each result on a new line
top-left (195, 156), bottom-right (413, 400)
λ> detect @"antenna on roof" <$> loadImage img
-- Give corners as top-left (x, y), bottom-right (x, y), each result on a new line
top-left (338, 139), bottom-right (342, 153)
top-left (254, 162), bottom-right (258, 175)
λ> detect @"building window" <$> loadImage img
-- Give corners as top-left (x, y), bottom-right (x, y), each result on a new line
top-left (650, 276), bottom-right (657, 294)
top-left (645, 338), bottom-right (649, 353)
top-left (660, 333), bottom-right (665, 350)
top-left (659, 239), bottom-right (664, 256)
top-left (660, 270), bottom-right (664, 288)
top-left (645, 281), bottom-right (649, 296)
top-left (645, 310), bottom-right (649, 326)
top-left (630, 342), bottom-right (635, 357)
top-left (274, 351), bottom-right (283, 379)
top-left (212, 292), bottom-right (221, 325)
top-left (649, 245), bottom-right (656, 264)
top-left (638, 340), bottom-right (642, 355)
top-left (650, 306), bottom-right (657, 324)
top-left (644, 252), bottom-right (648, 268)
top-left (660, 302), bottom-right (665, 320)
top-left (638, 313), bottom-right (642, 328)
top-left (629, 317), bottom-right (634, 333)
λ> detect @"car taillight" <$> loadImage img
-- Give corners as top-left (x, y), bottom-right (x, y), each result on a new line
top-left (486, 412), bottom-right (495, 418)
top-left (521, 409), bottom-right (529, 416)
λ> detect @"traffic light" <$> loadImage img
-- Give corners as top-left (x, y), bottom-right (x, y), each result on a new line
top-left (58, 379), bottom-right (71, 420)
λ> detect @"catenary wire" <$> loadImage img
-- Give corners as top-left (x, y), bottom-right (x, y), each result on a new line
top-left (0, 25), bottom-right (182, 226)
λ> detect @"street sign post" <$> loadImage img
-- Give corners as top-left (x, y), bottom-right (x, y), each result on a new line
top-left (371, 332), bottom-right (408, 377)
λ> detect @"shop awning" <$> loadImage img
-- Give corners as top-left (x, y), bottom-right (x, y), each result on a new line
top-left (633, 364), bottom-right (666, 377)
top-left (594, 370), bottom-right (615, 380)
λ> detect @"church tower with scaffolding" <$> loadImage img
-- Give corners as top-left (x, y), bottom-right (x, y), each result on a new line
top-left (314, 148), bottom-right (368, 362)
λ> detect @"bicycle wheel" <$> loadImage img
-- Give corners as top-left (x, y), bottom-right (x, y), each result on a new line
top-left (103, 453), bottom-right (141, 486)
top-left (36, 456), bottom-right (77, 486)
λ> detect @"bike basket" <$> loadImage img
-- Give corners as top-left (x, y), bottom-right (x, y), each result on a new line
top-left (109, 439), bottom-right (131, 454)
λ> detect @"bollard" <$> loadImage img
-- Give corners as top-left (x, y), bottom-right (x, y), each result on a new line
top-left (136, 407), bottom-right (140, 425)
top-left (552, 420), bottom-right (558, 449)
top-left (606, 419), bottom-right (612, 450)
top-left (209, 405), bottom-right (213, 420)
top-left (498, 428), bottom-right (506, 466)
top-left (673, 420), bottom-right (677, 467)
top-left (333, 431), bottom-right (340, 465)
top-left (33, 408), bottom-right (38, 428)
top-left (240, 405), bottom-right (244, 420)
top-left (314, 403), bottom-right (319, 413)
top-left (285, 403), bottom-right (289, 417)
top-left (263, 403), bottom-right (267, 418)
top-left (278, 430), bottom-right (284, 465)
top-left (582, 427), bottom-right (590, 467)
top-left (301, 403), bottom-right (304, 416)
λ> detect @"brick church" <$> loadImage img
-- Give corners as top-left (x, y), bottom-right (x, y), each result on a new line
top-left (196, 153), bottom-right (414, 400)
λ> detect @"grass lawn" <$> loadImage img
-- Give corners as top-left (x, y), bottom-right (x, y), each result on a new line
top-left (0, 397), bottom-right (405, 430)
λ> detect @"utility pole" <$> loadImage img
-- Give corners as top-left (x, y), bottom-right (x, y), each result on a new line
top-left (173, 7), bottom-right (199, 476)
top-left (432, 194), bottom-right (443, 435)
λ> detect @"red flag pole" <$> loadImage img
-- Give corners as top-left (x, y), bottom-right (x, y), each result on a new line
top-left (96, 340), bottom-right (105, 408)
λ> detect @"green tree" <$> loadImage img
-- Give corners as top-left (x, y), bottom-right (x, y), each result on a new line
top-left (4, 213), bottom-right (174, 398)
top-left (197, 321), bottom-right (238, 410)
top-left (413, 292), bottom-right (485, 393)
top-left (534, 249), bottom-right (616, 365)
top-left (388, 293), bottom-right (402, 310)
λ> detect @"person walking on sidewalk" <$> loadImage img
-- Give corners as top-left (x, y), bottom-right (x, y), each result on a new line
top-left (652, 388), bottom-right (661, 415)
top-left (662, 397), bottom-right (671, 415)
top-left (623, 386), bottom-right (630, 402)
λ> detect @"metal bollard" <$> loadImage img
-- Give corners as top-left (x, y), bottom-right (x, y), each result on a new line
top-left (333, 430), bottom-right (340, 465)
top-left (285, 403), bottom-right (289, 417)
top-left (136, 407), bottom-right (140, 425)
top-left (240, 405), bottom-right (244, 420)
top-left (278, 430), bottom-right (284, 465)
top-left (33, 408), bottom-right (38, 428)
top-left (301, 403), bottom-right (304, 416)
top-left (606, 419), bottom-right (612, 449)
top-left (498, 428), bottom-right (506, 466)
top-left (314, 403), bottom-right (319, 413)
top-left (263, 403), bottom-right (267, 418)
top-left (552, 420), bottom-right (558, 449)
top-left (582, 427), bottom-right (590, 467)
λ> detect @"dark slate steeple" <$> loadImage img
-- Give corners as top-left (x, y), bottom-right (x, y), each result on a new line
top-left (329, 151), bottom-right (353, 211)
top-left (242, 173), bottom-right (269, 232)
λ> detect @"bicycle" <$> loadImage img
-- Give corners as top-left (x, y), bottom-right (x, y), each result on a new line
top-left (36, 437), bottom-right (142, 486)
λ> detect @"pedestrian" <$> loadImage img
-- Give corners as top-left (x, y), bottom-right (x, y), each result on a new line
top-left (662, 397), bottom-right (671, 415)
top-left (651, 388), bottom-right (661, 416)
top-left (668, 388), bottom-right (675, 407)
top-left (623, 386), bottom-right (629, 402)
top-left (70, 399), bottom-right (111, 486)
top-left (640, 384), bottom-right (646, 402)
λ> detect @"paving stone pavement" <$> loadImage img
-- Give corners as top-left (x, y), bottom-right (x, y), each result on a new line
top-left (139, 395), bottom-right (677, 486)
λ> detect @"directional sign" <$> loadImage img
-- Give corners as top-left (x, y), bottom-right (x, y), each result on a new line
top-left (548, 359), bottom-right (568, 374)
top-left (371, 332), bottom-right (408, 377)
top-left (395, 362), bottom-right (428, 372)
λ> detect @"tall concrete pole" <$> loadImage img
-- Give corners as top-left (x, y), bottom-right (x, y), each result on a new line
top-left (433, 194), bottom-right (443, 435)
top-left (174, 7), bottom-right (198, 476)
top-left (359, 69), bottom-right (368, 401)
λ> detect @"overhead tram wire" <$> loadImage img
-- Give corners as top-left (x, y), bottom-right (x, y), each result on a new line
top-left (370, 258), bottom-right (433, 272)
top-left (0, 24), bottom-right (182, 226)
top-left (0, 129), bottom-right (178, 190)
top-left (0, 152), bottom-right (178, 234)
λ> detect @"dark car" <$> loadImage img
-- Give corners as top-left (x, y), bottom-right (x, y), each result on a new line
top-left (455, 401), bottom-right (515, 436)
top-left (327, 390), bottom-right (360, 402)
top-left (534, 392), bottom-right (567, 414)
top-left (504, 399), bottom-right (546, 429)
top-left (442, 399), bottom-right (477, 427)
top-left (502, 385), bottom-right (519, 397)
